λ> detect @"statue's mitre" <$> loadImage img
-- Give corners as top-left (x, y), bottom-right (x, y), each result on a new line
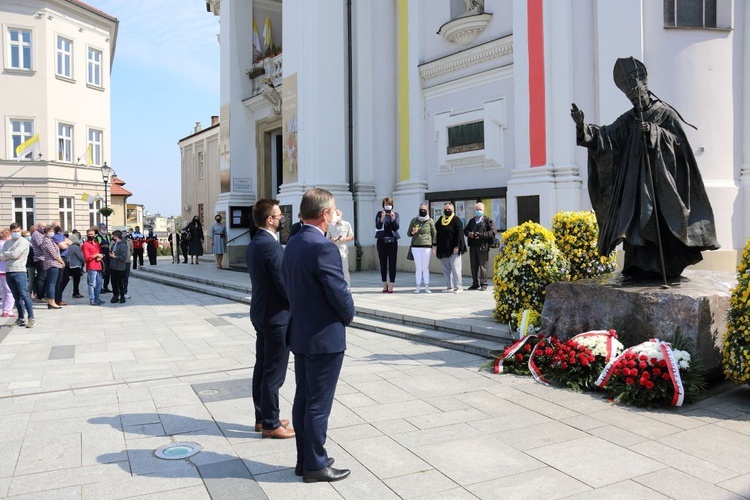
top-left (613, 57), bottom-right (647, 92)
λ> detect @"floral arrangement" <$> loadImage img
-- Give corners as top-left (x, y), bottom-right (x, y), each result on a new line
top-left (551, 211), bottom-right (617, 280)
top-left (493, 335), bottom-right (540, 376)
top-left (596, 336), bottom-right (704, 407)
top-left (247, 65), bottom-right (266, 79)
top-left (98, 207), bottom-right (114, 217)
top-left (528, 335), bottom-right (560, 384)
top-left (545, 330), bottom-right (623, 392)
top-left (722, 236), bottom-right (750, 384)
top-left (509, 309), bottom-right (541, 337)
top-left (492, 222), bottom-right (569, 323)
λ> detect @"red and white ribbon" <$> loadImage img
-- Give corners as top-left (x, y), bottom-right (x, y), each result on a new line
top-left (657, 339), bottom-right (685, 407)
top-left (528, 337), bottom-right (551, 386)
top-left (494, 335), bottom-right (538, 374)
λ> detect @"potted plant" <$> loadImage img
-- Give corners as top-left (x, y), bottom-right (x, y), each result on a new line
top-left (247, 65), bottom-right (265, 79)
top-left (99, 207), bottom-right (114, 217)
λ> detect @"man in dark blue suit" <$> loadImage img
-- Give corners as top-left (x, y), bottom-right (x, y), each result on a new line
top-left (246, 199), bottom-right (294, 439)
top-left (282, 188), bottom-right (355, 483)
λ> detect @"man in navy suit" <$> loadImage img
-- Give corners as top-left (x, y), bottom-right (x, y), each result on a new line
top-left (282, 188), bottom-right (355, 483)
top-left (246, 199), bottom-right (294, 439)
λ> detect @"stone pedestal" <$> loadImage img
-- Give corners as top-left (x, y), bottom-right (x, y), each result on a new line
top-left (540, 270), bottom-right (736, 377)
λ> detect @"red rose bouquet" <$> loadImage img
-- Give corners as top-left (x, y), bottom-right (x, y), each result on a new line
top-left (544, 330), bottom-right (623, 391)
top-left (596, 338), bottom-right (704, 407)
top-left (528, 335), bottom-right (561, 384)
top-left (494, 335), bottom-right (541, 375)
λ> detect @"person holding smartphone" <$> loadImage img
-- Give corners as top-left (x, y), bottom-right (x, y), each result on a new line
top-left (375, 197), bottom-right (400, 293)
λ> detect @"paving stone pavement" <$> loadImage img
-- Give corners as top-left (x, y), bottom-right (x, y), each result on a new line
top-left (0, 257), bottom-right (747, 499)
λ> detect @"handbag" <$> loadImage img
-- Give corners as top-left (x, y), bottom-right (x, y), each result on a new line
top-left (382, 236), bottom-right (396, 244)
top-left (489, 237), bottom-right (501, 249)
top-left (406, 247), bottom-right (414, 261)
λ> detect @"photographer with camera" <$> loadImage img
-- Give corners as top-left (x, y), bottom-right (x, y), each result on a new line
top-left (463, 202), bottom-right (497, 291)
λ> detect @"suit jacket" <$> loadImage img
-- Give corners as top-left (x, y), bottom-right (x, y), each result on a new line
top-left (282, 225), bottom-right (355, 354)
top-left (464, 216), bottom-right (497, 251)
top-left (246, 229), bottom-right (289, 328)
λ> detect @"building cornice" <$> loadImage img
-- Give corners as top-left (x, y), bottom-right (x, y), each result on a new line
top-left (418, 35), bottom-right (513, 81)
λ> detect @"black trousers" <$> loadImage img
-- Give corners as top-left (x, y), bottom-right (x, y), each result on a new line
top-left (147, 245), bottom-right (157, 265)
top-left (69, 267), bottom-right (82, 295)
top-left (133, 248), bottom-right (144, 269)
top-left (123, 262), bottom-right (131, 295)
top-left (102, 254), bottom-right (110, 289)
top-left (53, 259), bottom-right (66, 303)
top-left (293, 352), bottom-right (344, 471)
top-left (33, 260), bottom-right (46, 299)
top-left (469, 246), bottom-right (490, 287)
top-left (110, 269), bottom-right (125, 299)
top-left (376, 239), bottom-right (398, 283)
top-left (252, 322), bottom-right (290, 430)
top-left (181, 245), bottom-right (189, 263)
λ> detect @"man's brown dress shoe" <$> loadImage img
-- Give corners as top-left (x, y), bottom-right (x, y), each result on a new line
top-left (255, 419), bottom-right (289, 432)
top-left (261, 426), bottom-right (296, 439)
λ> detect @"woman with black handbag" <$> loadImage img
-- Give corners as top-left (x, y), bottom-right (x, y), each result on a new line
top-left (407, 203), bottom-right (436, 294)
top-left (375, 197), bottom-right (400, 293)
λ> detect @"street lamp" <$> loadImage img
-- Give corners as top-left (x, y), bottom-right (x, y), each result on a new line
top-left (101, 162), bottom-right (112, 227)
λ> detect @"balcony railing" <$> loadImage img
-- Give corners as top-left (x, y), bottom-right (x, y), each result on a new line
top-left (249, 52), bottom-right (283, 97)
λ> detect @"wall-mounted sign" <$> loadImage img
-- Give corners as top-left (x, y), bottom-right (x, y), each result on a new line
top-left (233, 177), bottom-right (253, 193)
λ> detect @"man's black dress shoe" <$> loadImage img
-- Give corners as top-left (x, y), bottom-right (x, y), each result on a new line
top-left (302, 465), bottom-right (349, 483)
top-left (295, 458), bottom-right (334, 477)
top-left (468, 284), bottom-right (480, 290)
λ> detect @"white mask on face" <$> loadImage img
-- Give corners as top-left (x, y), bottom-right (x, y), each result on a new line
top-left (333, 214), bottom-right (341, 223)
top-left (384, 205), bottom-right (393, 211)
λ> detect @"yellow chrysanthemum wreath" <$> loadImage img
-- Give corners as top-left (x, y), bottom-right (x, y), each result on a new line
top-left (551, 211), bottom-right (616, 281)
top-left (722, 236), bottom-right (750, 384)
top-left (493, 222), bottom-right (569, 323)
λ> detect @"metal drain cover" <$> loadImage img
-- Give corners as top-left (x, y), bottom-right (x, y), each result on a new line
top-left (155, 442), bottom-right (202, 460)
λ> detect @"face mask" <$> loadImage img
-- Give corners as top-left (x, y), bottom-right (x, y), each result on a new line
top-left (215, 219), bottom-right (221, 223)
top-left (87, 235), bottom-right (95, 241)
top-left (475, 211), bottom-right (483, 217)
top-left (419, 209), bottom-right (427, 217)
top-left (384, 205), bottom-right (393, 211)
top-left (444, 210), bottom-right (453, 217)
top-left (99, 229), bottom-right (106, 235)
top-left (46, 232), bottom-right (54, 238)
top-left (25, 236), bottom-right (31, 241)
top-left (332, 215), bottom-right (341, 223)
top-left (11, 232), bottom-right (21, 239)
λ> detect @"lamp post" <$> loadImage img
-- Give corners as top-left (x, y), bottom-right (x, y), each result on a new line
top-left (101, 162), bottom-right (112, 227)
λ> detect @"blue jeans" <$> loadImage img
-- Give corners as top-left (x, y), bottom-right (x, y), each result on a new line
top-left (6, 272), bottom-right (34, 320)
top-left (45, 267), bottom-right (60, 301)
top-left (87, 270), bottom-right (102, 302)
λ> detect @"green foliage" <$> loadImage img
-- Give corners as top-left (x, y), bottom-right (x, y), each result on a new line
top-left (551, 211), bottom-right (616, 280)
top-left (492, 222), bottom-right (569, 323)
top-left (722, 236), bottom-right (750, 384)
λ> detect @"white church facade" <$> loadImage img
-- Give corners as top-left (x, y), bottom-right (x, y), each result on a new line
top-left (200, 0), bottom-right (749, 273)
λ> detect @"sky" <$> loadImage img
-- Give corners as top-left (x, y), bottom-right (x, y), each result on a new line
top-left (91, 0), bottom-right (220, 217)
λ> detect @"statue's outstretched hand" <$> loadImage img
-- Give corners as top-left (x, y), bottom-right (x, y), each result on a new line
top-left (570, 103), bottom-right (584, 127)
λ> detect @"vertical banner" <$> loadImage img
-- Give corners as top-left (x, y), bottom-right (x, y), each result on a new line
top-left (282, 73), bottom-right (298, 183)
top-left (219, 104), bottom-right (231, 193)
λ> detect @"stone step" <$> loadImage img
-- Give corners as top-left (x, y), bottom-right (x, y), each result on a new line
top-left (133, 266), bottom-right (252, 294)
top-left (351, 316), bottom-right (504, 358)
top-left (131, 269), bottom-right (511, 358)
top-left (131, 269), bottom-right (252, 304)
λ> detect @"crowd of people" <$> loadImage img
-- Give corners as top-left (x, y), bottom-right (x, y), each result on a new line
top-left (0, 220), bottom-right (189, 326)
top-left (375, 197), bottom-right (498, 294)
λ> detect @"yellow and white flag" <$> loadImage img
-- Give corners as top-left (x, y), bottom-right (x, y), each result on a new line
top-left (79, 144), bottom-right (92, 166)
top-left (81, 192), bottom-right (95, 203)
top-left (263, 15), bottom-right (273, 49)
top-left (252, 18), bottom-right (262, 55)
top-left (15, 134), bottom-right (40, 161)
